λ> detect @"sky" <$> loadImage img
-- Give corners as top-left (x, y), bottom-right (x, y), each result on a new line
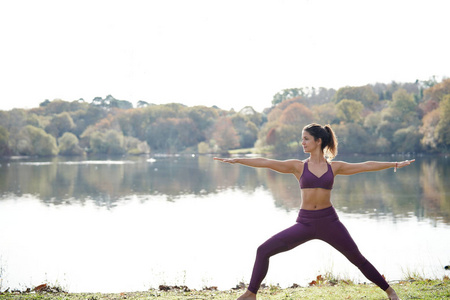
top-left (0, 0), bottom-right (449, 113)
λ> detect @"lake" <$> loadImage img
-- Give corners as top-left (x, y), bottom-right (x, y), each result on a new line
top-left (0, 154), bottom-right (449, 293)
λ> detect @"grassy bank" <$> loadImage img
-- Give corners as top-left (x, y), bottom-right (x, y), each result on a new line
top-left (1, 279), bottom-right (449, 300)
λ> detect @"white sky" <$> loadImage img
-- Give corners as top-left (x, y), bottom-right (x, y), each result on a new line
top-left (0, 0), bottom-right (449, 112)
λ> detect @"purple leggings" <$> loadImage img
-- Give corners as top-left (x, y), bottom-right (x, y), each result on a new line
top-left (247, 206), bottom-right (389, 294)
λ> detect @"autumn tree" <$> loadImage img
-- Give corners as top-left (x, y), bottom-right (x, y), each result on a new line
top-left (423, 78), bottom-right (450, 103)
top-left (280, 103), bottom-right (314, 126)
top-left (212, 117), bottom-right (240, 151)
top-left (279, 102), bottom-right (314, 148)
top-left (435, 95), bottom-right (450, 150)
top-left (419, 109), bottom-right (440, 151)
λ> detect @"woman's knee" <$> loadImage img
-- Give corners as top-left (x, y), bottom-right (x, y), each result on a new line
top-left (256, 239), bottom-right (284, 259)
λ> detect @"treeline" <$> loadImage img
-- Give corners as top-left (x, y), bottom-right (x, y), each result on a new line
top-left (0, 78), bottom-right (449, 157)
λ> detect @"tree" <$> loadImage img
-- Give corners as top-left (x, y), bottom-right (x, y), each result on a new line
top-left (280, 103), bottom-right (314, 127)
top-left (241, 121), bottom-right (259, 148)
top-left (212, 117), bottom-right (240, 151)
top-left (272, 88), bottom-right (304, 106)
top-left (88, 130), bottom-right (126, 155)
top-left (336, 99), bottom-right (364, 123)
top-left (89, 131), bottom-right (108, 154)
top-left (124, 136), bottom-right (150, 155)
top-left (334, 85), bottom-right (379, 107)
top-left (72, 105), bottom-right (108, 136)
top-left (45, 112), bottom-right (76, 137)
top-left (312, 103), bottom-right (337, 125)
top-left (393, 126), bottom-right (422, 153)
top-left (17, 125), bottom-right (58, 156)
top-left (419, 109), bottom-right (440, 151)
top-left (188, 106), bottom-right (219, 133)
top-left (389, 89), bottom-right (419, 126)
top-left (435, 95), bottom-right (450, 150)
top-left (333, 123), bottom-right (371, 154)
top-left (58, 132), bottom-right (85, 156)
top-left (0, 126), bottom-right (10, 156)
top-left (145, 117), bottom-right (201, 152)
top-left (231, 114), bottom-right (259, 148)
top-left (105, 130), bottom-right (126, 155)
top-left (39, 99), bottom-right (72, 114)
top-left (423, 78), bottom-right (450, 103)
top-left (363, 112), bottom-right (382, 134)
top-left (92, 95), bottom-right (133, 110)
top-left (137, 100), bottom-right (151, 108)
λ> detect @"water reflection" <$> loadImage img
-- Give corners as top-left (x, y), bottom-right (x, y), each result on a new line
top-left (0, 155), bottom-right (449, 293)
top-left (0, 155), bottom-right (449, 223)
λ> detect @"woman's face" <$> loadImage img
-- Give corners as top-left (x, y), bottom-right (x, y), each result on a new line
top-left (302, 130), bottom-right (321, 153)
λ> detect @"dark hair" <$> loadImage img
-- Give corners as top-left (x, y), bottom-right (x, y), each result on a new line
top-left (303, 123), bottom-right (338, 160)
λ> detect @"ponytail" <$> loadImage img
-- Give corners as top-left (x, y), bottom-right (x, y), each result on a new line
top-left (303, 123), bottom-right (339, 160)
top-left (323, 125), bottom-right (338, 160)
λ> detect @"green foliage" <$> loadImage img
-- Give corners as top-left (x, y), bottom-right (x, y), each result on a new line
top-left (92, 95), bottom-right (133, 110)
top-left (393, 126), bottom-right (422, 153)
top-left (334, 85), bottom-right (379, 107)
top-left (231, 113), bottom-right (259, 148)
top-left (272, 87), bottom-right (336, 107)
top-left (89, 130), bottom-right (126, 155)
top-left (17, 125), bottom-right (58, 156)
top-left (312, 103), bottom-right (338, 125)
top-left (1, 78), bottom-right (450, 157)
top-left (58, 132), bottom-right (85, 156)
top-left (389, 89), bottom-right (419, 124)
top-left (0, 125), bottom-right (10, 156)
top-left (45, 112), bottom-right (75, 138)
top-left (333, 123), bottom-right (372, 154)
top-left (124, 136), bottom-right (150, 155)
top-left (336, 99), bottom-right (364, 123)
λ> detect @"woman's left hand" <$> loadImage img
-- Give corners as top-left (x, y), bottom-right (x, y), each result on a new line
top-left (397, 159), bottom-right (415, 169)
top-left (213, 157), bottom-right (238, 164)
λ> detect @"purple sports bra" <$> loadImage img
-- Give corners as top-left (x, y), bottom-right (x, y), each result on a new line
top-left (299, 161), bottom-right (334, 190)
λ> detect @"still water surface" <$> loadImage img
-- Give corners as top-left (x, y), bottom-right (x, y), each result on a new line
top-left (0, 154), bottom-right (449, 292)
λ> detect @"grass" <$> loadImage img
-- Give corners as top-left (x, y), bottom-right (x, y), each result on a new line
top-left (1, 277), bottom-right (449, 300)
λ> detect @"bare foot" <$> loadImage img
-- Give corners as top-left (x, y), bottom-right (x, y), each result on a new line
top-left (236, 289), bottom-right (256, 300)
top-left (385, 286), bottom-right (400, 300)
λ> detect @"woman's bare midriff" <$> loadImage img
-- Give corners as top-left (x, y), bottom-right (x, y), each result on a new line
top-left (300, 188), bottom-right (332, 210)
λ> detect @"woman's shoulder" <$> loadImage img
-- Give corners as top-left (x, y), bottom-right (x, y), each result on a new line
top-left (329, 160), bottom-right (348, 173)
top-left (281, 158), bottom-right (306, 164)
top-left (330, 160), bottom-right (345, 166)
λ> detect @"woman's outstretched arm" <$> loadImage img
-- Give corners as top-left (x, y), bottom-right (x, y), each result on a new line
top-left (213, 157), bottom-right (302, 175)
top-left (333, 159), bottom-right (415, 176)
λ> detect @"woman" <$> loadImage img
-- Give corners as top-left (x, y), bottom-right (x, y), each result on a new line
top-left (214, 123), bottom-right (414, 300)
